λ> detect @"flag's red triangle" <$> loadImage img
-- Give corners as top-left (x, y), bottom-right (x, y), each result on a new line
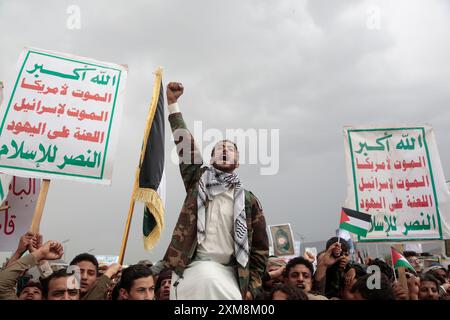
top-left (391, 247), bottom-right (403, 265)
top-left (340, 209), bottom-right (350, 224)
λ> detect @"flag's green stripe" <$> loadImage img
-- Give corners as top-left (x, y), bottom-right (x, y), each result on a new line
top-left (394, 259), bottom-right (414, 271)
top-left (340, 222), bottom-right (367, 237)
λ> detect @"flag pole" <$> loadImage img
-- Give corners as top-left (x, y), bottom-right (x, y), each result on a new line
top-left (29, 179), bottom-right (51, 234)
top-left (390, 246), bottom-right (398, 283)
top-left (118, 67), bottom-right (163, 265)
top-left (393, 244), bottom-right (409, 295)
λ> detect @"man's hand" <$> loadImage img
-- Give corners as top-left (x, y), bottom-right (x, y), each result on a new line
top-left (303, 251), bottom-right (316, 264)
top-left (268, 265), bottom-right (285, 281)
top-left (31, 240), bottom-right (64, 262)
top-left (244, 291), bottom-right (253, 300)
top-left (317, 243), bottom-right (343, 268)
top-left (166, 82), bottom-right (184, 105)
top-left (28, 234), bottom-right (43, 253)
top-left (16, 232), bottom-right (35, 255)
top-left (104, 263), bottom-right (122, 279)
top-left (344, 268), bottom-right (356, 288)
top-left (393, 281), bottom-right (408, 300)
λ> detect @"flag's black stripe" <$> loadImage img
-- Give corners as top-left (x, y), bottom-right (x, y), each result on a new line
top-left (342, 207), bottom-right (371, 222)
top-left (139, 80), bottom-right (165, 190)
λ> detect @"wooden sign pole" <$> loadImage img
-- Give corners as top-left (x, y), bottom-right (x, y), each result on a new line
top-left (29, 179), bottom-right (51, 234)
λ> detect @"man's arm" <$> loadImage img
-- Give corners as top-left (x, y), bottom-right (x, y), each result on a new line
top-left (82, 263), bottom-right (121, 300)
top-left (0, 240), bottom-right (63, 300)
top-left (247, 193), bottom-right (269, 300)
top-left (167, 82), bottom-right (204, 191)
top-left (4, 232), bottom-right (41, 268)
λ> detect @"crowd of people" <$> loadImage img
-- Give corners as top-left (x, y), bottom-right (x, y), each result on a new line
top-left (0, 232), bottom-right (448, 300)
top-left (1, 82), bottom-right (449, 301)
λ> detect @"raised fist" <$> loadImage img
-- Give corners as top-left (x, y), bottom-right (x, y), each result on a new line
top-left (166, 82), bottom-right (184, 105)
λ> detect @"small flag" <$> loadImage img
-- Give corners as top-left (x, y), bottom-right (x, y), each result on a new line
top-left (339, 207), bottom-right (372, 237)
top-left (391, 247), bottom-right (415, 271)
top-left (134, 69), bottom-right (165, 250)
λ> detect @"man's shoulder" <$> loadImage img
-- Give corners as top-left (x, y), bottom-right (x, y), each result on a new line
top-left (245, 190), bottom-right (263, 209)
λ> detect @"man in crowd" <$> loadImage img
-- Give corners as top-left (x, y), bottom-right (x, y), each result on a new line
top-left (350, 273), bottom-right (396, 300)
top-left (403, 251), bottom-right (423, 274)
top-left (70, 253), bottom-right (121, 300)
top-left (0, 240), bottom-right (64, 300)
top-left (283, 256), bottom-right (327, 300)
top-left (41, 268), bottom-right (80, 300)
top-left (314, 237), bottom-right (349, 298)
top-left (154, 268), bottom-right (171, 300)
top-left (418, 273), bottom-right (440, 300)
top-left (17, 281), bottom-right (43, 300)
top-left (163, 82), bottom-right (269, 300)
top-left (119, 264), bottom-right (155, 300)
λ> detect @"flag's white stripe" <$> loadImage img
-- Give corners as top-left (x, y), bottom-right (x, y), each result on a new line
top-left (347, 215), bottom-right (371, 230)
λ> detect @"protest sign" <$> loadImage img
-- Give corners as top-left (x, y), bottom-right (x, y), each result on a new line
top-left (0, 48), bottom-right (127, 185)
top-left (343, 126), bottom-right (450, 242)
top-left (0, 176), bottom-right (40, 251)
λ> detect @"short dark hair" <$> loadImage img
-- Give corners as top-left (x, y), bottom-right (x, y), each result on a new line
top-left (111, 281), bottom-right (122, 300)
top-left (420, 273), bottom-right (440, 290)
top-left (120, 264), bottom-right (153, 292)
top-left (368, 258), bottom-right (394, 282)
top-left (340, 263), bottom-right (367, 289)
top-left (70, 253), bottom-right (99, 272)
top-left (18, 281), bottom-right (43, 297)
top-left (325, 237), bottom-right (349, 252)
top-left (403, 251), bottom-right (418, 258)
top-left (284, 257), bottom-right (314, 278)
top-left (210, 140), bottom-right (238, 157)
top-left (155, 268), bottom-right (172, 294)
top-left (350, 273), bottom-right (395, 300)
top-left (270, 283), bottom-right (309, 300)
top-left (40, 268), bottom-right (77, 299)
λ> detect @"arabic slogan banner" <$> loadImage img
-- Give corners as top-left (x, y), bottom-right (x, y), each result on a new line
top-left (0, 176), bottom-right (40, 251)
top-left (0, 48), bottom-right (127, 184)
top-left (343, 126), bottom-right (450, 242)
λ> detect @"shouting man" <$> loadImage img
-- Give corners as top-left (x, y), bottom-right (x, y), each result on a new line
top-left (163, 82), bottom-right (268, 300)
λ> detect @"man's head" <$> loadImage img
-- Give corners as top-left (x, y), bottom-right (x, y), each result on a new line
top-left (403, 251), bottom-right (422, 273)
top-left (368, 258), bottom-right (394, 282)
top-left (18, 281), bottom-right (43, 300)
top-left (264, 256), bottom-right (286, 289)
top-left (424, 264), bottom-right (448, 281)
top-left (41, 269), bottom-right (80, 300)
top-left (284, 257), bottom-right (314, 293)
top-left (418, 273), bottom-right (440, 300)
top-left (210, 140), bottom-right (239, 172)
top-left (119, 264), bottom-right (155, 300)
top-left (340, 264), bottom-right (367, 300)
top-left (325, 237), bottom-right (350, 269)
top-left (70, 253), bottom-right (99, 294)
top-left (350, 273), bottom-right (395, 300)
top-left (155, 268), bottom-right (172, 300)
top-left (270, 283), bottom-right (308, 300)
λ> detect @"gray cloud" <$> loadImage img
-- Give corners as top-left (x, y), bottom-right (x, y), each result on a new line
top-left (0, 0), bottom-right (449, 263)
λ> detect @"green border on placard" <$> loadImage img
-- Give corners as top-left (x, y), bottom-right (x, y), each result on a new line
top-left (0, 50), bottom-right (123, 180)
top-left (347, 127), bottom-right (443, 242)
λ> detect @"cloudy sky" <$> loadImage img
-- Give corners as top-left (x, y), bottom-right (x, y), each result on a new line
top-left (0, 0), bottom-right (449, 263)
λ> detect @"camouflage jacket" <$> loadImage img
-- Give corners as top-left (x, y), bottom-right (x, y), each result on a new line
top-left (163, 112), bottom-right (269, 299)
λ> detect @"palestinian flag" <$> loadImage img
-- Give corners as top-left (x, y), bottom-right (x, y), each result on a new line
top-left (339, 207), bottom-right (371, 237)
top-left (391, 247), bottom-right (415, 271)
top-left (134, 69), bottom-right (165, 250)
